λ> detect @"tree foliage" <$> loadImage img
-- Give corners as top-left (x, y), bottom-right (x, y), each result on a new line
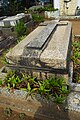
top-left (4, 0), bottom-right (25, 16)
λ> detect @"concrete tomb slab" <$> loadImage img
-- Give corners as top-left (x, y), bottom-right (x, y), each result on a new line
top-left (27, 23), bottom-right (57, 49)
top-left (6, 20), bottom-right (72, 79)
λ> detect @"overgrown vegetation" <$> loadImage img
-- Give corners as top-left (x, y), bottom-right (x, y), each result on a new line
top-left (15, 21), bottom-right (27, 37)
top-left (32, 14), bottom-right (44, 23)
top-left (71, 38), bottom-right (80, 83)
top-left (0, 48), bottom-right (11, 66)
top-left (19, 113), bottom-right (25, 120)
top-left (4, 108), bottom-right (12, 117)
top-left (0, 70), bottom-right (69, 103)
top-left (37, 5), bottom-right (58, 12)
top-left (29, 4), bottom-right (58, 23)
top-left (3, 0), bottom-right (25, 16)
top-left (17, 35), bottom-right (27, 43)
top-left (29, 4), bottom-right (58, 13)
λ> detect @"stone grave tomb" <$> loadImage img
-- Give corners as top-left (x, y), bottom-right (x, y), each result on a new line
top-left (0, 30), bottom-right (16, 53)
top-left (0, 20), bottom-right (74, 120)
top-left (0, 13), bottom-right (33, 37)
top-left (6, 20), bottom-right (72, 82)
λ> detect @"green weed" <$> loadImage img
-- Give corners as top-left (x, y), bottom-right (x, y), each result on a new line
top-left (32, 14), bottom-right (44, 23)
top-left (0, 70), bottom-right (69, 103)
top-left (4, 108), bottom-right (12, 117)
top-left (71, 40), bottom-right (80, 83)
top-left (19, 113), bottom-right (25, 120)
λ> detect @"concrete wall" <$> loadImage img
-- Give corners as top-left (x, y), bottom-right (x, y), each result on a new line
top-left (54, 0), bottom-right (60, 9)
top-left (60, 0), bottom-right (77, 15)
top-left (77, 0), bottom-right (80, 7)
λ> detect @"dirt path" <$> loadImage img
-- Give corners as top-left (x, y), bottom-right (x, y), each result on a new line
top-left (71, 20), bottom-right (80, 35)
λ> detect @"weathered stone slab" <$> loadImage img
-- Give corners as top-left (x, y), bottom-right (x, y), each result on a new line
top-left (0, 87), bottom-right (63, 120)
top-left (67, 92), bottom-right (80, 112)
top-left (27, 23), bottom-right (57, 49)
top-left (40, 22), bottom-right (71, 69)
top-left (39, 20), bottom-right (59, 26)
top-left (6, 25), bottom-right (46, 61)
top-left (6, 20), bottom-right (72, 78)
top-left (0, 36), bottom-right (16, 50)
top-left (1, 87), bottom-right (80, 120)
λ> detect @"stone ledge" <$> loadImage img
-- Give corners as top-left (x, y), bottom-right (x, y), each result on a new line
top-left (69, 62), bottom-right (80, 92)
top-left (67, 62), bottom-right (80, 112)
top-left (0, 87), bottom-right (64, 120)
top-left (67, 92), bottom-right (80, 112)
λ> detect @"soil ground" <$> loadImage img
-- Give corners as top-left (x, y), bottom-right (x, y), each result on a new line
top-left (0, 19), bottom-right (80, 120)
top-left (70, 19), bottom-right (80, 35)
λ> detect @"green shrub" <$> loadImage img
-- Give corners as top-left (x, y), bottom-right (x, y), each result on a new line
top-left (19, 113), bottom-right (25, 120)
top-left (29, 4), bottom-right (58, 13)
top-left (4, 108), bottom-right (12, 117)
top-left (32, 14), bottom-right (44, 23)
top-left (42, 7), bottom-right (58, 12)
top-left (4, 70), bottom-right (22, 89)
top-left (37, 4), bottom-right (58, 12)
top-left (0, 70), bottom-right (69, 103)
top-left (15, 21), bottom-right (26, 37)
top-left (17, 35), bottom-right (27, 43)
top-left (71, 40), bottom-right (80, 83)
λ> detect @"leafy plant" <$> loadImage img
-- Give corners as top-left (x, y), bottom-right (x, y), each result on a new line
top-left (31, 4), bottom-right (58, 12)
top-left (27, 82), bottom-right (38, 96)
top-left (54, 93), bottom-right (65, 104)
top-left (0, 79), bottom-right (3, 86)
top-left (4, 108), bottom-right (12, 117)
top-left (38, 81), bottom-right (50, 96)
top-left (32, 14), bottom-right (44, 23)
top-left (4, 70), bottom-right (22, 89)
top-left (0, 48), bottom-right (11, 65)
top-left (71, 40), bottom-right (80, 83)
top-left (17, 35), bottom-right (27, 43)
top-left (42, 6), bottom-right (58, 12)
top-left (38, 76), bottom-right (69, 103)
top-left (0, 70), bottom-right (69, 103)
top-left (19, 113), bottom-right (25, 120)
top-left (15, 21), bottom-right (27, 37)
top-left (1, 56), bottom-right (9, 64)
top-left (22, 73), bottom-right (38, 88)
